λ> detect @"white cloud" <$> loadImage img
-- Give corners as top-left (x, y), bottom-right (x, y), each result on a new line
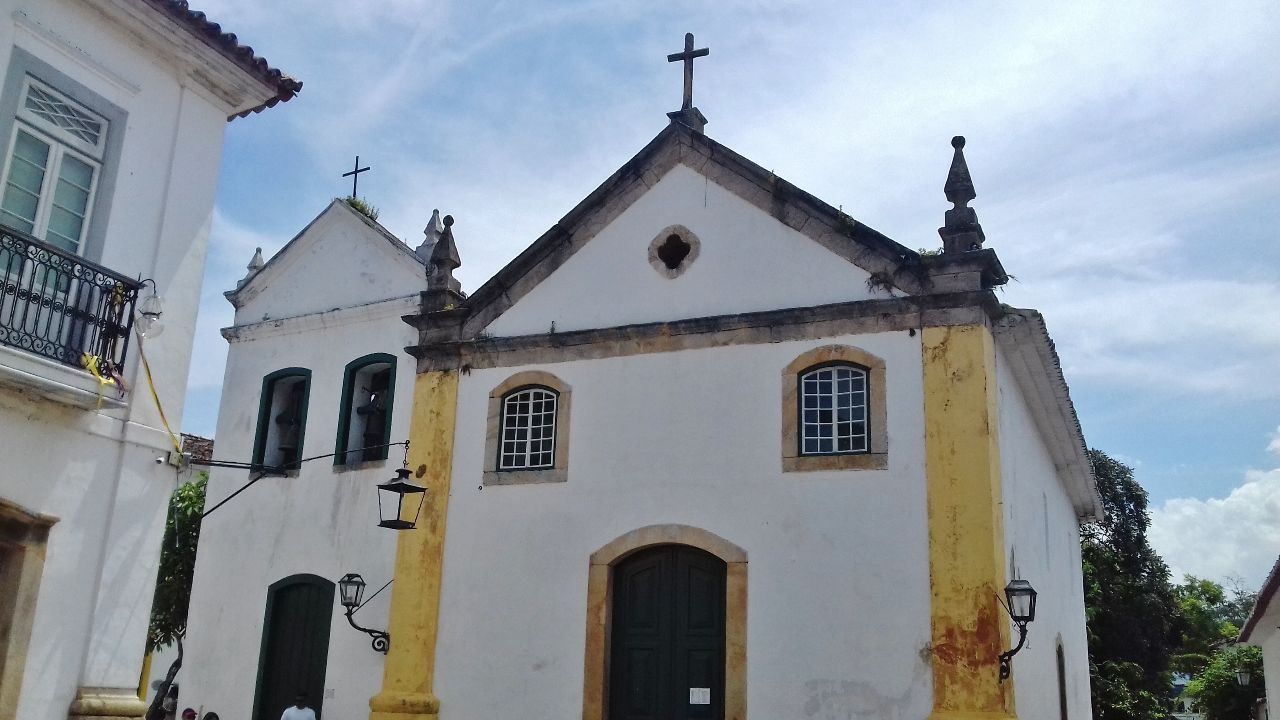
top-left (1269, 427), bottom-right (1280, 457)
top-left (1150, 461), bottom-right (1280, 590)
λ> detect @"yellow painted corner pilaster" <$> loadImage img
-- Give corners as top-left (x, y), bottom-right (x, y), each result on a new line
top-left (922, 325), bottom-right (1015, 720)
top-left (369, 371), bottom-right (459, 720)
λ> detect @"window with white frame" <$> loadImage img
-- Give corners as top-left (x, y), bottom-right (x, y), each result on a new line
top-left (0, 78), bottom-right (106, 254)
top-left (799, 363), bottom-right (868, 455)
top-left (498, 386), bottom-right (558, 470)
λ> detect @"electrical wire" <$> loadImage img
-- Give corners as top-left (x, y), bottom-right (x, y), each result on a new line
top-left (195, 440), bottom-right (409, 519)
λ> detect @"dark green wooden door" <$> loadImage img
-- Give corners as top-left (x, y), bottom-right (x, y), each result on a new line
top-left (252, 575), bottom-right (334, 720)
top-left (610, 546), bottom-right (726, 720)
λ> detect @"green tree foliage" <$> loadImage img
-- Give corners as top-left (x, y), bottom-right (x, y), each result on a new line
top-left (1171, 576), bottom-right (1255, 675)
top-left (1082, 450), bottom-right (1180, 720)
top-left (148, 473), bottom-right (206, 651)
top-left (1173, 576), bottom-right (1229, 674)
top-left (1184, 644), bottom-right (1264, 720)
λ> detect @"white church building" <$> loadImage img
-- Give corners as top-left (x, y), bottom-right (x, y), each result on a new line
top-left (186, 65), bottom-right (1100, 720)
top-left (0, 1), bottom-right (297, 719)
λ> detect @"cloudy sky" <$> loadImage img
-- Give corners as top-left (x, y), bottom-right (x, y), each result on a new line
top-left (179, 1), bottom-right (1279, 590)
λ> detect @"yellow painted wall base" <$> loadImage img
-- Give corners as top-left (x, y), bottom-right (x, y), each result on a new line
top-left (922, 325), bottom-right (1016, 718)
top-left (367, 371), bottom-right (458, 720)
top-left (137, 653), bottom-right (151, 700)
top-left (928, 712), bottom-right (1016, 720)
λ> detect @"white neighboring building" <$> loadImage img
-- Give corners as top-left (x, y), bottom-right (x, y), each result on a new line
top-left (1242, 556), bottom-right (1279, 720)
top-left (183, 199), bottom-right (428, 720)
top-left (184, 108), bottom-right (1102, 720)
top-left (0, 2), bottom-right (297, 719)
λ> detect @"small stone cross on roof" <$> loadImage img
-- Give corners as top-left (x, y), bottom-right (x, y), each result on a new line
top-left (667, 33), bottom-right (709, 111)
top-left (342, 155), bottom-right (370, 197)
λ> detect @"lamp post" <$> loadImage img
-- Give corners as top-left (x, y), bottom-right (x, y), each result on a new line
top-left (134, 279), bottom-right (164, 338)
top-left (377, 467), bottom-right (426, 530)
top-left (338, 573), bottom-right (390, 654)
top-left (998, 579), bottom-right (1038, 681)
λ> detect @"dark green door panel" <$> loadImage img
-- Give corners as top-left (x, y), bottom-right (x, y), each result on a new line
top-left (610, 546), bottom-right (726, 720)
top-left (252, 575), bottom-right (334, 720)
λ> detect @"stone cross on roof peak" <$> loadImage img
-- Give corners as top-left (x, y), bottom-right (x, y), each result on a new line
top-left (667, 33), bottom-right (709, 111)
top-left (666, 33), bottom-right (710, 133)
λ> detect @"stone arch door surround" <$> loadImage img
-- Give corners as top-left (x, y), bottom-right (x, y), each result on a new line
top-left (582, 525), bottom-right (747, 720)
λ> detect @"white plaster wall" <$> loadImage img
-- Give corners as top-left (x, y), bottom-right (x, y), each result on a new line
top-left (183, 303), bottom-right (418, 720)
top-left (234, 205), bottom-right (425, 324)
top-left (484, 163), bottom-right (883, 337)
top-left (0, 391), bottom-right (175, 720)
top-left (996, 347), bottom-right (1094, 720)
top-left (0, 1), bottom-right (251, 718)
top-left (435, 331), bottom-right (934, 719)
top-left (1260, 627), bottom-right (1278, 720)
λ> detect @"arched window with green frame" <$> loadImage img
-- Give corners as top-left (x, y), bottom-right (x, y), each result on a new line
top-left (252, 367), bottom-right (311, 471)
top-left (334, 353), bottom-right (397, 465)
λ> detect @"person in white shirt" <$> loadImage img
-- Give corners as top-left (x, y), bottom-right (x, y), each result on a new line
top-left (280, 694), bottom-right (316, 720)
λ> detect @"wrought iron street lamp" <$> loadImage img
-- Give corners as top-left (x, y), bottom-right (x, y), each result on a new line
top-left (338, 573), bottom-right (389, 654)
top-left (377, 467), bottom-right (426, 530)
top-left (998, 579), bottom-right (1038, 681)
top-left (1235, 666), bottom-right (1251, 687)
top-left (135, 279), bottom-right (164, 338)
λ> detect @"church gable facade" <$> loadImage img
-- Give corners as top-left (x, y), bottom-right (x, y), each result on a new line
top-left (184, 201), bottom-right (428, 720)
top-left (229, 198), bottom-right (428, 324)
top-left (371, 122), bottom-right (1098, 720)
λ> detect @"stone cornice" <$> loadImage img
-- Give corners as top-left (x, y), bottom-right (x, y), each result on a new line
top-left (408, 291), bottom-right (1003, 372)
top-left (224, 295), bottom-right (419, 344)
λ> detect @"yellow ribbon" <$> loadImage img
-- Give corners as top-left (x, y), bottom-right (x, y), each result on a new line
top-left (80, 352), bottom-right (115, 410)
top-left (137, 341), bottom-right (182, 453)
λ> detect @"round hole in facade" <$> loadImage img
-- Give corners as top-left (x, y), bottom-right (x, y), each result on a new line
top-left (657, 234), bottom-right (690, 270)
top-left (647, 225), bottom-right (701, 279)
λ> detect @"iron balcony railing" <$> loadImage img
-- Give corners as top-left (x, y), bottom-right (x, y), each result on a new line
top-left (0, 225), bottom-right (141, 375)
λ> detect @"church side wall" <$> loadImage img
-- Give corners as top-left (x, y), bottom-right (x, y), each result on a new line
top-left (1261, 629), bottom-right (1278, 720)
top-left (0, 1), bottom-right (237, 717)
top-left (183, 308), bottom-right (414, 720)
top-left (435, 331), bottom-right (933, 719)
top-left (995, 347), bottom-right (1093, 719)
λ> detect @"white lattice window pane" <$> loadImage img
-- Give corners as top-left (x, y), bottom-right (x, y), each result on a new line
top-left (799, 365), bottom-right (868, 456)
top-left (24, 82), bottom-right (104, 151)
top-left (1, 131), bottom-right (49, 232)
top-left (46, 155), bottom-right (93, 253)
top-left (499, 387), bottom-right (558, 470)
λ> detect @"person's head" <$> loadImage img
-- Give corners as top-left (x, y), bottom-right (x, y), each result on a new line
top-left (294, 693), bottom-right (307, 708)
top-left (201, 713), bottom-right (219, 720)
top-left (181, 709), bottom-right (196, 720)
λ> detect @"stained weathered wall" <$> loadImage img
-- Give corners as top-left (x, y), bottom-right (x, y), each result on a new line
top-left (434, 331), bottom-right (934, 719)
top-left (183, 298), bottom-right (418, 720)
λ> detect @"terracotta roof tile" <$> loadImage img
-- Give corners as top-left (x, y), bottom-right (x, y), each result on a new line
top-left (141, 0), bottom-right (302, 118)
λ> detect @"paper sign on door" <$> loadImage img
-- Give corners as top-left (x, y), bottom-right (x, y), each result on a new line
top-left (689, 688), bottom-right (711, 705)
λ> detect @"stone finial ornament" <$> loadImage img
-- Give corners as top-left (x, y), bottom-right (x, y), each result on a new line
top-left (423, 214), bottom-right (464, 311)
top-left (938, 136), bottom-right (986, 254)
top-left (238, 247), bottom-right (265, 288)
top-left (416, 208), bottom-right (444, 261)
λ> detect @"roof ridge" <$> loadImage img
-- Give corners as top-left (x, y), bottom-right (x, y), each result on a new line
top-left (140, 0), bottom-right (301, 118)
